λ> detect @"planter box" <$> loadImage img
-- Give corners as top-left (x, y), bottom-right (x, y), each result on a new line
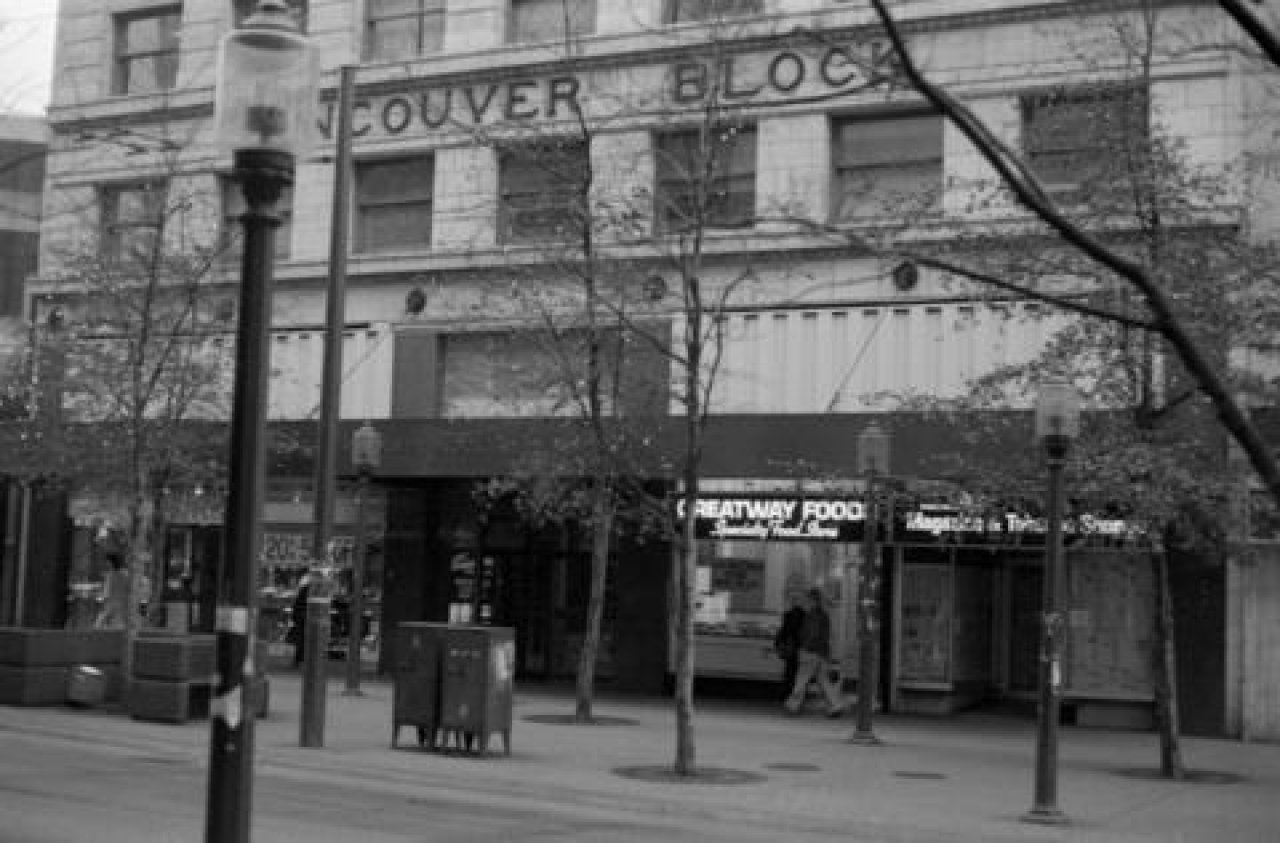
top-left (132, 634), bottom-right (215, 682)
top-left (0, 665), bottom-right (70, 705)
top-left (0, 628), bottom-right (124, 667)
top-left (128, 678), bottom-right (211, 724)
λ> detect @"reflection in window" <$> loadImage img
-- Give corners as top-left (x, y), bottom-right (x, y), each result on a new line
top-left (833, 112), bottom-right (943, 220)
top-left (654, 125), bottom-right (757, 231)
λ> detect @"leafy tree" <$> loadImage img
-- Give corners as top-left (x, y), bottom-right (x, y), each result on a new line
top-left (10, 126), bottom-right (233, 671)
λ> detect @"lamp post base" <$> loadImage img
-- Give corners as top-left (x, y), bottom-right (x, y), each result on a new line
top-left (848, 728), bottom-right (881, 746)
top-left (1020, 806), bottom-right (1069, 826)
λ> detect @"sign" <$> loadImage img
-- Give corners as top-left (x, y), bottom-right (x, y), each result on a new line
top-left (317, 42), bottom-right (901, 141)
top-left (678, 495), bottom-right (866, 541)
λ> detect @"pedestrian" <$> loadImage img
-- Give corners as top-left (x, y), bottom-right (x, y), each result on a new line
top-left (784, 587), bottom-right (846, 717)
top-left (289, 574), bottom-right (312, 667)
top-left (774, 589), bottom-right (806, 701)
top-left (94, 554), bottom-right (129, 629)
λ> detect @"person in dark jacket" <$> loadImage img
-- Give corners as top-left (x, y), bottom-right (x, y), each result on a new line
top-left (289, 575), bottom-right (312, 667)
top-left (783, 587), bottom-right (846, 716)
top-left (774, 590), bottom-right (806, 700)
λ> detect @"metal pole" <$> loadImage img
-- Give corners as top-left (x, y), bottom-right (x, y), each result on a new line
top-left (204, 147), bottom-right (290, 843)
top-left (851, 472), bottom-right (880, 744)
top-left (343, 470), bottom-right (367, 695)
top-left (1023, 436), bottom-right (1070, 825)
top-left (302, 63), bottom-right (356, 747)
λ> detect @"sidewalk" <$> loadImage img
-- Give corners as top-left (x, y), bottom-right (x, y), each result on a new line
top-left (4, 670), bottom-right (1279, 842)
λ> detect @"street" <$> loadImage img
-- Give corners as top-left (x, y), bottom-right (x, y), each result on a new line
top-left (2, 675), bottom-right (1279, 842)
top-left (0, 724), bottom-right (843, 842)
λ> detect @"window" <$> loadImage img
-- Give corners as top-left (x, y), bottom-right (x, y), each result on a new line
top-left (509, 0), bottom-right (596, 44)
top-left (354, 157), bottom-right (434, 253)
top-left (655, 126), bottom-right (757, 231)
top-left (220, 178), bottom-right (293, 263)
top-left (112, 7), bottom-right (181, 95)
top-left (100, 181), bottom-right (168, 262)
top-left (365, 0), bottom-right (444, 60)
top-left (832, 112), bottom-right (943, 219)
top-left (667, 0), bottom-right (762, 23)
top-left (499, 140), bottom-right (588, 244)
top-left (1023, 86), bottom-right (1148, 197)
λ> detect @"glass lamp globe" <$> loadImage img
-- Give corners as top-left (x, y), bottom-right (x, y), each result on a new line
top-left (214, 0), bottom-right (318, 160)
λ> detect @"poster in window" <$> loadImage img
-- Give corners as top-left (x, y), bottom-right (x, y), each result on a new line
top-left (898, 563), bottom-right (950, 683)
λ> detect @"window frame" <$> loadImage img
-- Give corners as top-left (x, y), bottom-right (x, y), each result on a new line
top-left (1021, 85), bottom-right (1150, 197)
top-left (364, 0), bottom-right (446, 60)
top-left (497, 140), bottom-right (589, 244)
top-left (507, 0), bottom-right (597, 45)
top-left (654, 125), bottom-right (758, 232)
top-left (665, 0), bottom-right (763, 24)
top-left (99, 180), bottom-right (169, 263)
top-left (831, 110), bottom-right (944, 221)
top-left (112, 5), bottom-right (182, 96)
top-left (353, 155), bottom-right (436, 254)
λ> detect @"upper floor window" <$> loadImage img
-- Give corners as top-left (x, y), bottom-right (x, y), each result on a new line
top-left (100, 181), bottom-right (168, 262)
top-left (1023, 86), bottom-right (1148, 197)
top-left (499, 140), bottom-right (588, 244)
top-left (654, 125), bottom-right (757, 231)
top-left (112, 6), bottom-right (181, 95)
top-left (832, 112), bottom-right (943, 220)
top-left (365, 0), bottom-right (445, 60)
top-left (509, 0), bottom-right (596, 44)
top-left (666, 0), bottom-right (763, 23)
top-left (355, 156), bottom-right (435, 253)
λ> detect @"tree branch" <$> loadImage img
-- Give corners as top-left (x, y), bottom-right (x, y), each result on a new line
top-left (870, 0), bottom-right (1280, 510)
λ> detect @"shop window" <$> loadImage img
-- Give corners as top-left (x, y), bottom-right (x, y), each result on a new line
top-left (100, 180), bottom-right (168, 263)
top-left (1022, 85), bottom-right (1149, 198)
top-left (498, 140), bottom-right (588, 244)
top-left (667, 0), bottom-right (763, 23)
top-left (112, 6), bottom-right (181, 95)
top-left (832, 112), bottom-right (943, 220)
top-left (220, 177), bottom-right (293, 263)
top-left (654, 125), bottom-right (757, 231)
top-left (364, 0), bottom-right (444, 60)
top-left (509, 0), bottom-right (596, 44)
top-left (354, 156), bottom-right (435, 253)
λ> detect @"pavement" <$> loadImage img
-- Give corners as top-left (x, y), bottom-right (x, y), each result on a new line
top-left (3, 667), bottom-right (1279, 842)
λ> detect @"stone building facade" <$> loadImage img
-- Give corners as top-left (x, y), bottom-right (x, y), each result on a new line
top-left (29, 0), bottom-right (1280, 736)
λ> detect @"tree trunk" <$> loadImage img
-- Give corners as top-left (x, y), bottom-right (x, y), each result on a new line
top-left (121, 491), bottom-right (157, 685)
top-left (1151, 549), bottom-right (1185, 779)
top-left (575, 484), bottom-right (614, 722)
top-left (673, 450), bottom-right (699, 775)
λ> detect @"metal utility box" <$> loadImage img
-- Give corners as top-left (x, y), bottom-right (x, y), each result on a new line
top-left (391, 622), bottom-right (446, 749)
top-left (439, 626), bottom-right (514, 756)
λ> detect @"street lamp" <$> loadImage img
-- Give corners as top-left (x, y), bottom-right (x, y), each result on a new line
top-left (851, 421), bottom-right (890, 745)
top-left (344, 421), bottom-right (382, 696)
top-left (1022, 379), bottom-right (1080, 826)
top-left (205, 3), bottom-right (316, 841)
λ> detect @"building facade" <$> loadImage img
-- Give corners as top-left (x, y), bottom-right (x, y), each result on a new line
top-left (31, 0), bottom-right (1280, 736)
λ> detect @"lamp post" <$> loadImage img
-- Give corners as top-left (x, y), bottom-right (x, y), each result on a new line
top-left (344, 422), bottom-right (381, 696)
top-left (851, 421), bottom-right (890, 745)
top-left (205, 3), bottom-right (316, 841)
top-left (1022, 379), bottom-right (1080, 826)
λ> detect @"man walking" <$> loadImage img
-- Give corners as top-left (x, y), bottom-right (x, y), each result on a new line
top-left (784, 587), bottom-right (846, 717)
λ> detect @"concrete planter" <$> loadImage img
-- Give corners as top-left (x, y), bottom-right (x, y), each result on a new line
top-left (0, 628), bottom-right (125, 707)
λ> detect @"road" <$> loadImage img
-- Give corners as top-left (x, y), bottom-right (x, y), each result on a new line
top-left (0, 728), bottom-right (846, 843)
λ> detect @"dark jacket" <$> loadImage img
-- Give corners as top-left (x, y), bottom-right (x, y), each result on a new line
top-left (775, 606), bottom-right (805, 659)
top-left (798, 605), bottom-right (832, 660)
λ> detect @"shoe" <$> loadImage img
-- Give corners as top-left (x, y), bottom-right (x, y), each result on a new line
top-left (826, 705), bottom-right (846, 718)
